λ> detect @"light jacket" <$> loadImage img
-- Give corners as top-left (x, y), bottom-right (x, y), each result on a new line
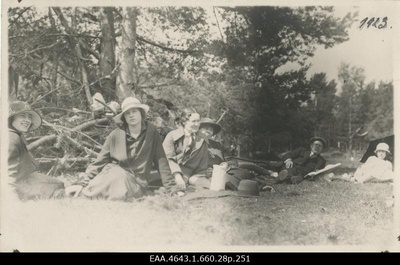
top-left (162, 127), bottom-right (209, 178)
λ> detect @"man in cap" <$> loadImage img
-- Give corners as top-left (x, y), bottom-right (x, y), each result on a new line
top-left (275, 137), bottom-right (327, 184)
top-left (198, 117), bottom-right (254, 190)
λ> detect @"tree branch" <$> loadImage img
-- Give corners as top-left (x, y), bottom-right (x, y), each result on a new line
top-left (213, 7), bottom-right (225, 42)
top-left (62, 135), bottom-right (99, 157)
top-left (95, 98), bottom-right (117, 115)
top-left (136, 35), bottom-right (201, 55)
top-left (27, 134), bottom-right (57, 151)
top-left (9, 6), bottom-right (32, 28)
top-left (57, 70), bottom-right (81, 85)
top-left (41, 119), bottom-right (103, 146)
top-left (138, 82), bottom-right (181, 89)
top-left (30, 85), bottom-right (65, 106)
top-left (37, 157), bottom-right (91, 164)
top-left (27, 117), bottom-right (109, 151)
top-left (9, 39), bottom-right (64, 57)
top-left (89, 61), bottom-right (121, 87)
top-left (52, 7), bottom-right (100, 60)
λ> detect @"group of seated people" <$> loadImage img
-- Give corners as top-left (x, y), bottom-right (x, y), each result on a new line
top-left (8, 97), bottom-right (394, 202)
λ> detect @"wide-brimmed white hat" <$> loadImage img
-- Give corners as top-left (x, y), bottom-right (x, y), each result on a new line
top-left (8, 101), bottom-right (42, 131)
top-left (375, 142), bottom-right (391, 154)
top-left (113, 97), bottom-right (149, 124)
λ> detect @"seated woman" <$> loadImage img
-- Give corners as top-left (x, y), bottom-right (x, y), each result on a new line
top-left (162, 108), bottom-right (209, 189)
top-left (198, 118), bottom-right (254, 191)
top-left (8, 101), bottom-right (81, 200)
top-left (328, 143), bottom-right (394, 183)
top-left (353, 143), bottom-right (394, 183)
top-left (76, 97), bottom-right (184, 200)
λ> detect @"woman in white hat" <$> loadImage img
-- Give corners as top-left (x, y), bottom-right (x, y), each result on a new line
top-left (8, 101), bottom-right (82, 200)
top-left (162, 108), bottom-right (210, 189)
top-left (352, 142), bottom-right (394, 183)
top-left (74, 97), bottom-right (184, 200)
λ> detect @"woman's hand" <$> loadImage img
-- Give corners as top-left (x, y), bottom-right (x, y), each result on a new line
top-left (173, 191), bottom-right (185, 197)
top-left (65, 185), bottom-right (83, 198)
top-left (173, 173), bottom-right (186, 190)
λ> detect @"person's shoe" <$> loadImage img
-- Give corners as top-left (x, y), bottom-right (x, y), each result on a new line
top-left (274, 170), bottom-right (289, 184)
top-left (291, 175), bottom-right (303, 184)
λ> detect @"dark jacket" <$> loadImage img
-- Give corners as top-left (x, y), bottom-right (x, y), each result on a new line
top-left (282, 147), bottom-right (326, 175)
top-left (207, 139), bottom-right (225, 167)
top-left (162, 127), bottom-right (209, 178)
top-left (83, 122), bottom-right (179, 194)
top-left (8, 128), bottom-right (65, 199)
top-left (8, 129), bottom-right (38, 181)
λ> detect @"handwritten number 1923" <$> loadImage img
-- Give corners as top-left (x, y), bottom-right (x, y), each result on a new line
top-left (359, 17), bottom-right (388, 29)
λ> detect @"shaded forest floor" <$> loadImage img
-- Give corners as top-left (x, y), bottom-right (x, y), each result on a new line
top-left (1, 155), bottom-right (397, 252)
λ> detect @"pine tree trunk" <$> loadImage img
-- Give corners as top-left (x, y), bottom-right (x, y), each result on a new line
top-left (52, 7), bottom-right (92, 105)
top-left (49, 8), bottom-right (59, 104)
top-left (99, 7), bottom-right (116, 101)
top-left (116, 7), bottom-right (138, 100)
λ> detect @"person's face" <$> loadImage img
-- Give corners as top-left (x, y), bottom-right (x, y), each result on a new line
top-left (199, 125), bottom-right (214, 138)
top-left (184, 113), bottom-right (200, 133)
top-left (310, 140), bottom-right (324, 155)
top-left (12, 112), bottom-right (32, 133)
top-left (376, 150), bottom-right (387, 160)
top-left (123, 108), bottom-right (142, 126)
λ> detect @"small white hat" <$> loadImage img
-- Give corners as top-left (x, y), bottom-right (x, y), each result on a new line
top-left (375, 142), bottom-right (391, 154)
top-left (113, 97), bottom-right (149, 124)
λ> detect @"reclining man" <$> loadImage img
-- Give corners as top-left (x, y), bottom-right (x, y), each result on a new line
top-left (275, 137), bottom-right (327, 184)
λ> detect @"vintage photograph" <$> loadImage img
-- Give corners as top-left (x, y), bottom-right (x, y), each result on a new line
top-left (1, 0), bottom-right (399, 252)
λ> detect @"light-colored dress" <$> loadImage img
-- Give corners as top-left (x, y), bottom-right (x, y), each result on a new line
top-left (354, 156), bottom-right (394, 183)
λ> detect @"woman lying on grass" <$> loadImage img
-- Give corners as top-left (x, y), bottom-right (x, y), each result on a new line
top-left (8, 101), bottom-right (82, 201)
top-left (73, 97), bottom-right (184, 200)
top-left (327, 143), bottom-right (394, 183)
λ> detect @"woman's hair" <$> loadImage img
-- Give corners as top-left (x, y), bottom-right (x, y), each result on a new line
top-left (120, 108), bottom-right (147, 124)
top-left (178, 107), bottom-right (198, 126)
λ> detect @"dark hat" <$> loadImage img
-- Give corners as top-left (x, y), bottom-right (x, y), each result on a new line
top-left (8, 101), bottom-right (42, 131)
top-left (199, 117), bottom-right (221, 135)
top-left (310, 136), bottom-right (327, 148)
top-left (237, 179), bottom-right (260, 197)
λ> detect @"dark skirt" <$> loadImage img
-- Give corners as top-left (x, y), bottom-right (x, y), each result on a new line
top-left (12, 172), bottom-right (65, 200)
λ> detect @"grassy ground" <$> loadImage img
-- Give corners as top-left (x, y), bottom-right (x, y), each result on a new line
top-left (0, 155), bottom-right (397, 252)
top-left (1, 180), bottom-right (395, 252)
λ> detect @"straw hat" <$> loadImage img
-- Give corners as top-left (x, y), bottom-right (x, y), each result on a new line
top-left (113, 97), bottom-right (150, 124)
top-left (199, 117), bottom-right (221, 135)
top-left (237, 179), bottom-right (260, 197)
top-left (8, 101), bottom-right (42, 131)
top-left (375, 142), bottom-right (391, 154)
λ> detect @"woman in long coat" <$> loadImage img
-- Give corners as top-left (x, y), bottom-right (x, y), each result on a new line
top-left (76, 97), bottom-right (183, 200)
top-left (162, 108), bottom-right (209, 189)
top-left (8, 101), bottom-right (81, 200)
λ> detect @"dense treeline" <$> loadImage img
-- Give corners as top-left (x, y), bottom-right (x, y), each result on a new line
top-left (7, 6), bottom-right (392, 174)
